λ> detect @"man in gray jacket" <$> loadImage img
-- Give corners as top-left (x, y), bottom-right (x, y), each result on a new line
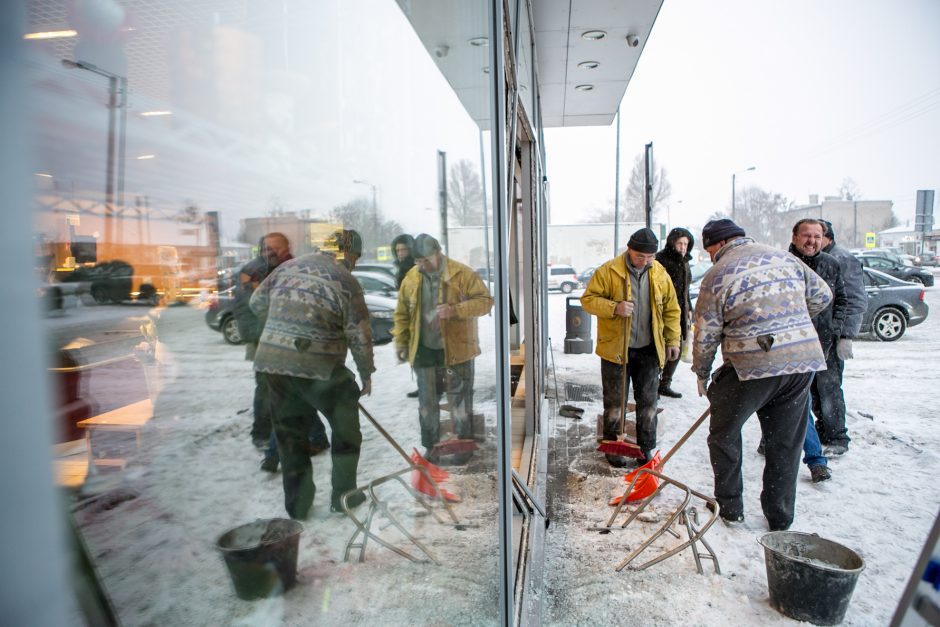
top-left (818, 221), bottom-right (868, 455)
top-left (693, 219), bottom-right (832, 531)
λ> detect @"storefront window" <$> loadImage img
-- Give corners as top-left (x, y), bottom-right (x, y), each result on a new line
top-left (30, 1), bottom-right (503, 623)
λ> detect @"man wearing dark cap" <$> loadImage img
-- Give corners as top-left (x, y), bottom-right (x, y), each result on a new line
top-left (393, 234), bottom-right (494, 462)
top-left (693, 218), bottom-right (833, 530)
top-left (817, 220), bottom-right (867, 455)
top-left (250, 229), bottom-right (374, 518)
top-left (581, 228), bottom-right (681, 467)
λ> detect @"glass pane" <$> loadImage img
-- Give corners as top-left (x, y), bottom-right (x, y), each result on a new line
top-left (31, 1), bottom-right (499, 623)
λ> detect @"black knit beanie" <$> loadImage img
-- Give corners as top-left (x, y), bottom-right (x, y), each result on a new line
top-left (701, 219), bottom-right (745, 248)
top-left (627, 228), bottom-right (658, 254)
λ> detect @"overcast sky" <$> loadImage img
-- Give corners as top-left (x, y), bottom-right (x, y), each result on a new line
top-left (543, 0), bottom-right (940, 232)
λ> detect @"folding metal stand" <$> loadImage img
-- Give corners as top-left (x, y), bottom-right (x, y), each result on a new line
top-left (592, 468), bottom-right (721, 574)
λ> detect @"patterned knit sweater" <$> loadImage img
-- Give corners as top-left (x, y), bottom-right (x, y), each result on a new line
top-left (692, 237), bottom-right (832, 381)
top-left (250, 252), bottom-right (375, 382)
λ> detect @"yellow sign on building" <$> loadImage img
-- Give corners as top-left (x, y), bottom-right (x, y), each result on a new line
top-left (865, 232), bottom-right (876, 248)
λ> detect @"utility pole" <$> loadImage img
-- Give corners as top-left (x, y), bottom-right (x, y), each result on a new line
top-left (644, 142), bottom-right (653, 230)
top-left (613, 109), bottom-right (621, 255)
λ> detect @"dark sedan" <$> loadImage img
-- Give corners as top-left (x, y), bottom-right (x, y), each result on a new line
top-left (860, 267), bottom-right (929, 341)
top-left (856, 254), bottom-right (934, 287)
top-left (205, 287), bottom-right (395, 345)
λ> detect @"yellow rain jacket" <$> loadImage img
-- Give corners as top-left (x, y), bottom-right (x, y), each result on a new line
top-left (581, 255), bottom-right (681, 368)
top-left (394, 257), bottom-right (494, 366)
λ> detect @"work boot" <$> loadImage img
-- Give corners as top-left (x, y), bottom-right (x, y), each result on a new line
top-left (824, 443), bottom-right (848, 457)
top-left (331, 491), bottom-right (366, 513)
top-left (658, 385), bottom-right (682, 399)
top-left (605, 454), bottom-right (630, 468)
top-left (706, 501), bottom-right (744, 526)
top-left (757, 439), bottom-right (766, 456)
top-left (810, 464), bottom-right (832, 483)
top-left (406, 389), bottom-right (419, 398)
top-left (260, 457), bottom-right (279, 473)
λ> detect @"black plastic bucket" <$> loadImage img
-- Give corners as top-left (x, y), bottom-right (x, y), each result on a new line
top-left (216, 518), bottom-right (304, 601)
top-left (758, 531), bottom-right (865, 625)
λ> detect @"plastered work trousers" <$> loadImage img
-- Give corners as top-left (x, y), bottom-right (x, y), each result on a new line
top-left (260, 367), bottom-right (362, 519)
top-left (812, 342), bottom-right (849, 448)
top-left (600, 343), bottom-right (660, 454)
top-left (706, 364), bottom-right (813, 530)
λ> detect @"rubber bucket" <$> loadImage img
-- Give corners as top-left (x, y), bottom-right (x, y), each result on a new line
top-left (758, 531), bottom-right (865, 625)
top-left (216, 518), bottom-right (304, 600)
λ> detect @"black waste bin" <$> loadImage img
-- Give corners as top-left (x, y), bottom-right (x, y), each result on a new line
top-left (564, 296), bottom-right (593, 354)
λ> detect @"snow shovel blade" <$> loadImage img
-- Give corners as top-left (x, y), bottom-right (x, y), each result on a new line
top-left (430, 438), bottom-right (478, 457)
top-left (608, 451), bottom-right (662, 506)
top-left (596, 438), bottom-right (645, 458)
top-left (410, 448), bottom-right (450, 482)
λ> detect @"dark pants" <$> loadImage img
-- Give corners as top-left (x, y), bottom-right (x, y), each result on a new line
top-left (813, 344), bottom-right (849, 447)
top-left (262, 411), bottom-right (329, 466)
top-left (660, 356), bottom-right (680, 389)
top-left (706, 364), bottom-right (813, 530)
top-left (250, 371), bottom-right (271, 442)
top-left (260, 367), bottom-right (362, 519)
top-left (415, 351), bottom-right (474, 450)
top-left (600, 344), bottom-right (660, 453)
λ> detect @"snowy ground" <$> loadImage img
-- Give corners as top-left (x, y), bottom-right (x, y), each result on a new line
top-left (65, 280), bottom-right (940, 625)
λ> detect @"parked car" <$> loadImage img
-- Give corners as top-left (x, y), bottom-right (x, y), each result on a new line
top-left (205, 286), bottom-right (396, 345)
top-left (919, 251), bottom-right (939, 267)
top-left (577, 266), bottom-right (596, 286)
top-left (860, 267), bottom-right (929, 341)
top-left (850, 248), bottom-right (907, 266)
top-left (855, 254), bottom-right (934, 287)
top-left (353, 262), bottom-right (397, 281)
top-left (547, 264), bottom-right (580, 293)
top-left (352, 270), bottom-right (398, 296)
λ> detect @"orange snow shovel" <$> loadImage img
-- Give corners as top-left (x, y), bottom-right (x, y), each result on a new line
top-left (596, 288), bottom-right (645, 460)
top-left (609, 406), bottom-right (711, 506)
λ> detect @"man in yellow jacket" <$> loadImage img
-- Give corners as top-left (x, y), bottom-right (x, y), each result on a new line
top-left (581, 228), bottom-right (681, 467)
top-left (393, 234), bottom-right (494, 461)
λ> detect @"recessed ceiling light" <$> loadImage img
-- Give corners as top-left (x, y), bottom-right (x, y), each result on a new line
top-left (23, 30), bottom-right (77, 40)
top-left (574, 84), bottom-right (594, 92)
top-left (482, 66), bottom-right (490, 74)
top-left (581, 30), bottom-right (606, 41)
top-left (136, 154), bottom-right (156, 160)
top-left (140, 110), bottom-right (172, 117)
top-left (578, 61), bottom-right (600, 70)
top-left (34, 172), bottom-right (53, 178)
top-left (468, 36), bottom-right (488, 47)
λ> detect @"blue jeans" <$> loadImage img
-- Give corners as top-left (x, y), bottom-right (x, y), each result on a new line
top-left (802, 392), bottom-right (827, 468)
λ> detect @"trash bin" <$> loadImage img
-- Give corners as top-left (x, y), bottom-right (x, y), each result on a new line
top-left (564, 296), bottom-right (593, 354)
top-left (758, 531), bottom-right (865, 625)
top-left (216, 518), bottom-right (304, 601)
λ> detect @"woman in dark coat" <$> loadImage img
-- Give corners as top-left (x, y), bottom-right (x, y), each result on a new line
top-left (655, 227), bottom-right (694, 398)
top-left (391, 233), bottom-right (416, 288)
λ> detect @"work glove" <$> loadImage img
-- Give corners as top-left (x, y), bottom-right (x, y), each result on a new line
top-left (836, 338), bottom-right (853, 360)
top-left (697, 378), bottom-right (709, 398)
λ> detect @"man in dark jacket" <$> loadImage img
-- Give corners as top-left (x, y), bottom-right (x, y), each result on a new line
top-left (655, 227), bottom-right (694, 398)
top-left (790, 219), bottom-right (850, 458)
top-left (818, 221), bottom-right (868, 455)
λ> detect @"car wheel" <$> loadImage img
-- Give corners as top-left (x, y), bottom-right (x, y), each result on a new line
top-left (912, 275), bottom-right (929, 286)
top-left (90, 284), bottom-right (110, 304)
top-left (561, 282), bottom-right (574, 294)
top-left (221, 315), bottom-right (244, 345)
top-left (872, 307), bottom-right (906, 342)
top-left (138, 283), bottom-right (159, 305)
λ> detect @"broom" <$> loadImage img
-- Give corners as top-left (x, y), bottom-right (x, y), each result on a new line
top-left (596, 276), bottom-right (644, 460)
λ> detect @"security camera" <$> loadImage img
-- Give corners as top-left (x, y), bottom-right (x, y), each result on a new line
top-left (626, 34), bottom-right (639, 48)
top-left (434, 45), bottom-right (449, 59)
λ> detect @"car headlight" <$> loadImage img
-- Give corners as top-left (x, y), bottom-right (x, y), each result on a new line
top-left (370, 309), bottom-right (393, 319)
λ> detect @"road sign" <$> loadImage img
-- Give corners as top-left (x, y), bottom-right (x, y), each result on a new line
top-left (865, 232), bottom-right (876, 248)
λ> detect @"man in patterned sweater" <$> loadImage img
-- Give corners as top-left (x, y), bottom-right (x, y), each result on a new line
top-left (250, 230), bottom-right (374, 518)
top-left (692, 219), bottom-right (832, 531)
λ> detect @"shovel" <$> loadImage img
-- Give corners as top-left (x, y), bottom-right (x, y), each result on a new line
top-left (609, 406), bottom-right (711, 506)
top-left (357, 403), bottom-right (461, 503)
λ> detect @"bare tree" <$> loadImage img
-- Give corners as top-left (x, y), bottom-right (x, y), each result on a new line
top-left (838, 177), bottom-right (862, 201)
top-left (587, 152), bottom-right (671, 222)
top-left (331, 197), bottom-right (404, 258)
top-left (447, 159), bottom-right (484, 226)
top-left (712, 186), bottom-right (794, 248)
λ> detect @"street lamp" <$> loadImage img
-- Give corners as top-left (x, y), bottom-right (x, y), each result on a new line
top-left (352, 179), bottom-right (379, 248)
top-left (61, 59), bottom-right (127, 246)
top-left (731, 166), bottom-right (756, 221)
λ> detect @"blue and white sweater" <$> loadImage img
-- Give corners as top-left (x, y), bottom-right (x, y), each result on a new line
top-left (692, 237), bottom-right (832, 382)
